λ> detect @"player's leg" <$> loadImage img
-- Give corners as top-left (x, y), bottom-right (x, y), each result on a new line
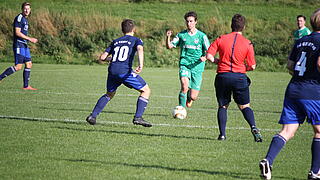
top-left (135, 84), bottom-right (150, 117)
top-left (179, 66), bottom-right (191, 108)
top-left (186, 89), bottom-right (199, 108)
top-left (214, 73), bottom-right (231, 140)
top-left (217, 104), bottom-right (229, 140)
top-left (179, 77), bottom-right (189, 108)
top-left (22, 47), bottom-right (36, 89)
top-left (186, 70), bottom-right (203, 108)
top-left (234, 74), bottom-right (262, 142)
top-left (260, 124), bottom-right (299, 179)
top-left (86, 74), bottom-right (119, 125)
top-left (305, 99), bottom-right (320, 179)
top-left (0, 48), bottom-right (24, 81)
top-left (0, 65), bottom-right (20, 81)
top-left (260, 97), bottom-right (302, 180)
top-left (309, 125), bottom-right (320, 179)
top-left (123, 72), bottom-right (152, 127)
top-left (22, 60), bottom-right (37, 90)
top-left (86, 91), bottom-right (115, 125)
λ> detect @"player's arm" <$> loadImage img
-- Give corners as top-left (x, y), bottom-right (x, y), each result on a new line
top-left (200, 35), bottom-right (210, 62)
top-left (245, 43), bottom-right (256, 71)
top-left (166, 30), bottom-right (174, 49)
top-left (287, 59), bottom-right (295, 75)
top-left (15, 27), bottom-right (37, 43)
top-left (206, 39), bottom-right (219, 64)
top-left (135, 45), bottom-right (144, 73)
top-left (317, 56), bottom-right (320, 72)
top-left (100, 52), bottom-right (109, 61)
top-left (206, 53), bottom-right (219, 64)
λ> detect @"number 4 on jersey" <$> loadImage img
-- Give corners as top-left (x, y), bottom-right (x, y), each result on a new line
top-left (294, 51), bottom-right (306, 76)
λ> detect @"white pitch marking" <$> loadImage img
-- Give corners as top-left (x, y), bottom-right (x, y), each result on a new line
top-left (0, 115), bottom-right (312, 133)
top-left (0, 89), bottom-right (283, 102)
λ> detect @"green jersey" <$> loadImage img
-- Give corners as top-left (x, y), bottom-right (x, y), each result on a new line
top-left (293, 27), bottom-right (311, 40)
top-left (171, 29), bottom-right (210, 71)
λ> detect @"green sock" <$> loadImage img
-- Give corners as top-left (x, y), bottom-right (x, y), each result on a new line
top-left (179, 92), bottom-right (187, 108)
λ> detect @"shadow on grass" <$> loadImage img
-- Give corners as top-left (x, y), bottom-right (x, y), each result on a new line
top-left (39, 106), bottom-right (168, 117)
top-left (60, 158), bottom-right (256, 179)
top-left (54, 126), bottom-right (216, 141)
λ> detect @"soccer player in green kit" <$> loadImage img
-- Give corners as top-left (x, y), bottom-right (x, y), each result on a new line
top-left (166, 11), bottom-right (210, 112)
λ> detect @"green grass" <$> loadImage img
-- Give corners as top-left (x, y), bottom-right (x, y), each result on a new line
top-left (0, 63), bottom-right (314, 179)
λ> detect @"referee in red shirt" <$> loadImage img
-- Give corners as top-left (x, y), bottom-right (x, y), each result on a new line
top-left (206, 14), bottom-right (262, 142)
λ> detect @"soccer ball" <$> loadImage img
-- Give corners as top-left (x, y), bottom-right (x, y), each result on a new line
top-left (172, 106), bottom-right (187, 119)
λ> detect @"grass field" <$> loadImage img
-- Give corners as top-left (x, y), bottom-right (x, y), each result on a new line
top-left (0, 62), bottom-right (314, 179)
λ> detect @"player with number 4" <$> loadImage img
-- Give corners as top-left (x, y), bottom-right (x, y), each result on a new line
top-left (86, 19), bottom-right (152, 127)
top-left (259, 9), bottom-right (320, 180)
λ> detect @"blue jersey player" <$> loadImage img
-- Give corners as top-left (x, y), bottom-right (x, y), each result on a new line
top-left (86, 19), bottom-right (152, 127)
top-left (259, 9), bottom-right (320, 180)
top-left (0, 2), bottom-right (38, 90)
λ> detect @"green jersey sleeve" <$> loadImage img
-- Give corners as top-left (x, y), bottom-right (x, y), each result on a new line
top-left (171, 33), bottom-right (181, 48)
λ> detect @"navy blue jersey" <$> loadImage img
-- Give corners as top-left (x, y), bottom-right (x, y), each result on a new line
top-left (13, 13), bottom-right (28, 47)
top-left (286, 32), bottom-right (320, 100)
top-left (106, 35), bottom-right (143, 75)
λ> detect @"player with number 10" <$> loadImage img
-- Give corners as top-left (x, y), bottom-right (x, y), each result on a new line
top-left (86, 19), bottom-right (152, 127)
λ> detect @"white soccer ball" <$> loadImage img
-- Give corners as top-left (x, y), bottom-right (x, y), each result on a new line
top-left (172, 106), bottom-right (187, 119)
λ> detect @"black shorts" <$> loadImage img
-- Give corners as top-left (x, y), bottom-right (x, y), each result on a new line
top-left (214, 72), bottom-right (251, 106)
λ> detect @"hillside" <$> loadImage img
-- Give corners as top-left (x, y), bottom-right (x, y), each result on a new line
top-left (0, 0), bottom-right (317, 71)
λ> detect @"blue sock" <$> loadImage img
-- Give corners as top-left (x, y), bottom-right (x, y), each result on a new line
top-left (135, 96), bottom-right (149, 118)
top-left (91, 94), bottom-right (110, 118)
top-left (265, 134), bottom-right (287, 166)
top-left (0, 66), bottom-right (16, 80)
top-left (23, 68), bottom-right (31, 88)
top-left (217, 107), bottom-right (227, 136)
top-left (241, 107), bottom-right (256, 128)
top-left (311, 138), bottom-right (320, 174)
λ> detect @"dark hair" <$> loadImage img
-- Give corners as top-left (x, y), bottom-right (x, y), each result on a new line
top-left (121, 19), bottom-right (135, 34)
top-left (310, 9), bottom-right (320, 31)
top-left (184, 11), bottom-right (197, 21)
top-left (231, 14), bottom-right (246, 32)
top-left (297, 15), bottom-right (306, 21)
top-left (21, 2), bottom-right (31, 9)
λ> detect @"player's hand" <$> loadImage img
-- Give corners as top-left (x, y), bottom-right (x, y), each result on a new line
top-left (134, 66), bottom-right (143, 74)
top-left (166, 30), bottom-right (172, 37)
top-left (200, 56), bottom-right (206, 62)
top-left (29, 38), bottom-right (38, 43)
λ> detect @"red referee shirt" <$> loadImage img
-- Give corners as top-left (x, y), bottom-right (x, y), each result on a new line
top-left (207, 32), bottom-right (256, 73)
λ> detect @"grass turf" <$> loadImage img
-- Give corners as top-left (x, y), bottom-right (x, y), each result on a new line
top-left (0, 63), bottom-right (313, 179)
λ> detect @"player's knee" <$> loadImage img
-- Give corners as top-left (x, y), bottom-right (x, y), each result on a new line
top-left (14, 65), bottom-right (22, 71)
top-left (190, 94), bottom-right (198, 101)
top-left (144, 87), bottom-right (151, 96)
top-left (279, 131), bottom-right (294, 141)
top-left (106, 92), bottom-right (115, 99)
top-left (238, 103), bottom-right (250, 110)
top-left (314, 126), bottom-right (320, 138)
top-left (140, 85), bottom-right (151, 98)
top-left (180, 87), bottom-right (188, 93)
top-left (26, 63), bottom-right (32, 69)
top-left (219, 104), bottom-right (229, 109)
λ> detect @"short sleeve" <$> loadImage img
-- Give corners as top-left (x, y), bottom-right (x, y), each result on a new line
top-left (105, 42), bottom-right (114, 53)
top-left (246, 42), bottom-right (256, 67)
top-left (136, 38), bottom-right (143, 46)
top-left (207, 37), bottom-right (220, 56)
top-left (14, 14), bottom-right (24, 29)
top-left (289, 42), bottom-right (299, 62)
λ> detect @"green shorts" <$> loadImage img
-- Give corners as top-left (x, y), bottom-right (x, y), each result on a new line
top-left (179, 65), bottom-right (203, 91)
